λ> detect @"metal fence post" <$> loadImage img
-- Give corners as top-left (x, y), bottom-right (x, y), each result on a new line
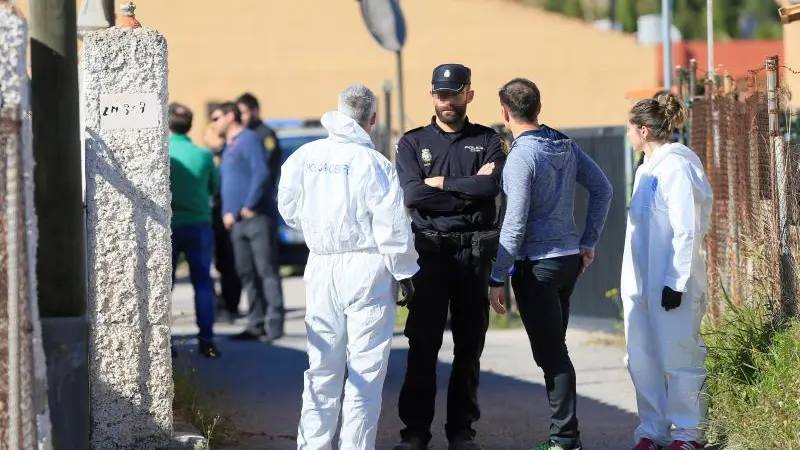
top-left (766, 55), bottom-right (796, 318)
top-left (702, 76), bottom-right (720, 318)
top-left (686, 59), bottom-right (698, 148)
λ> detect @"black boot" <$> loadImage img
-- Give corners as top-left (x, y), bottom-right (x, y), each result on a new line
top-left (199, 340), bottom-right (221, 358)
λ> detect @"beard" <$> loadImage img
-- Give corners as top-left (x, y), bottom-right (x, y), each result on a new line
top-left (435, 103), bottom-right (467, 125)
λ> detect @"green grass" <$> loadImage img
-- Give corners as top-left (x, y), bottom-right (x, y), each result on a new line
top-left (489, 311), bottom-right (525, 329)
top-left (172, 347), bottom-right (237, 449)
top-left (394, 306), bottom-right (524, 330)
top-left (703, 295), bottom-right (800, 449)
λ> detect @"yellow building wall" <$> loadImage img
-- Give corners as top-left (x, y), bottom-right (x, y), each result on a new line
top-left (783, 13), bottom-right (800, 108)
top-left (15, 0), bottom-right (657, 144)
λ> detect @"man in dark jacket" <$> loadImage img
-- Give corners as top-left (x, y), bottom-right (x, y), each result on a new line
top-left (236, 92), bottom-right (282, 191)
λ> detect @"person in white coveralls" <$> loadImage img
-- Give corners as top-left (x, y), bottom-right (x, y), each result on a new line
top-left (277, 84), bottom-right (419, 450)
top-left (621, 91), bottom-right (713, 450)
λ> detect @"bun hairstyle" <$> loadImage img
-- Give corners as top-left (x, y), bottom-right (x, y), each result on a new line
top-left (629, 91), bottom-right (687, 141)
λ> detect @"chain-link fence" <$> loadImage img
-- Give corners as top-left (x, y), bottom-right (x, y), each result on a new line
top-left (680, 56), bottom-right (800, 320)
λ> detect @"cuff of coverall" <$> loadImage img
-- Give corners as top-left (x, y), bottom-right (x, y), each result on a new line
top-left (663, 276), bottom-right (688, 293)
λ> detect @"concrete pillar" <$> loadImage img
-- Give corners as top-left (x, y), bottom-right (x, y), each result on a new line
top-left (0, 1), bottom-right (53, 449)
top-left (82, 3), bottom-right (173, 448)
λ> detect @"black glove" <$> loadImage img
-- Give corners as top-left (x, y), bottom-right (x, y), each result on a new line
top-left (662, 286), bottom-right (683, 311)
top-left (397, 278), bottom-right (415, 307)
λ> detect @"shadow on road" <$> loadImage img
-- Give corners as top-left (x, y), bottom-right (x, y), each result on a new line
top-left (171, 332), bottom-right (637, 450)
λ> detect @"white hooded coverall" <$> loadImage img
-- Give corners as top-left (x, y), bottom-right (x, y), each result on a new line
top-left (277, 111), bottom-right (419, 450)
top-left (620, 142), bottom-right (713, 445)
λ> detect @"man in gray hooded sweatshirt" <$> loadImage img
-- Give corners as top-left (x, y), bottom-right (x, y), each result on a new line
top-left (487, 78), bottom-right (613, 450)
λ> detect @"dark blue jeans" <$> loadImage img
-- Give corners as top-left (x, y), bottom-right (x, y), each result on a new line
top-left (172, 223), bottom-right (215, 341)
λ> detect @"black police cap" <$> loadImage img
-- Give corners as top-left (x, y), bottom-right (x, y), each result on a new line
top-left (431, 63), bottom-right (471, 92)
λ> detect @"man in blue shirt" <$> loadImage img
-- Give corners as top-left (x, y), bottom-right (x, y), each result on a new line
top-left (487, 78), bottom-right (613, 450)
top-left (210, 102), bottom-right (285, 343)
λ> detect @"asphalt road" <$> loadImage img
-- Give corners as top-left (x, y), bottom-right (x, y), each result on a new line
top-left (171, 275), bottom-right (638, 450)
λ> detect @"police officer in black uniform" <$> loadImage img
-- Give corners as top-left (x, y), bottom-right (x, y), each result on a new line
top-left (393, 64), bottom-right (507, 450)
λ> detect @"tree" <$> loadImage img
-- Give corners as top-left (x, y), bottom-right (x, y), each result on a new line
top-left (542, 0), bottom-right (562, 13)
top-left (616, 0), bottom-right (638, 32)
top-left (561, 0), bottom-right (584, 18)
top-left (673, 0), bottom-right (705, 40)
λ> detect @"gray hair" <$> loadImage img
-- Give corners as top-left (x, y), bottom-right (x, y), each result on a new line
top-left (338, 84), bottom-right (377, 128)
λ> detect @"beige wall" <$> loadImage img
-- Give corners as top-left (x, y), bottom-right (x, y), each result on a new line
top-left (17, 0), bottom-right (657, 143)
top-left (783, 15), bottom-right (800, 109)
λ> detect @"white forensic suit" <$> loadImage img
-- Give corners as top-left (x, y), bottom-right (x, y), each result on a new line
top-left (621, 142), bottom-right (713, 445)
top-left (277, 111), bottom-right (419, 450)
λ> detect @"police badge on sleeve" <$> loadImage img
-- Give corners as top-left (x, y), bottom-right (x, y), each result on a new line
top-left (500, 138), bottom-right (510, 155)
top-left (421, 148), bottom-right (432, 167)
top-left (264, 136), bottom-right (277, 151)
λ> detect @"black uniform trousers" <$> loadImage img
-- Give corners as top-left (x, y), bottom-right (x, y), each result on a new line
top-left (212, 197), bottom-right (242, 315)
top-left (399, 237), bottom-right (490, 444)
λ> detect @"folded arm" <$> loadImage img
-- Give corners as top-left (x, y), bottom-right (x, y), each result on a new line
top-left (395, 135), bottom-right (467, 212)
top-left (442, 134), bottom-right (506, 198)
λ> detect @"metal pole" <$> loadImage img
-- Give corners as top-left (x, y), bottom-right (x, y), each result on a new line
top-left (382, 80), bottom-right (393, 161)
top-left (609, 0), bottom-right (616, 30)
top-left (662, 0), bottom-right (672, 90)
top-left (675, 65), bottom-right (687, 143)
top-left (396, 50), bottom-right (406, 134)
top-left (707, 0), bottom-right (714, 80)
top-left (29, 0), bottom-right (90, 447)
top-left (103, 0), bottom-right (115, 26)
top-left (766, 55), bottom-right (795, 318)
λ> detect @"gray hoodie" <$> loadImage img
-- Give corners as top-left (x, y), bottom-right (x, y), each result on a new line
top-left (490, 126), bottom-right (613, 282)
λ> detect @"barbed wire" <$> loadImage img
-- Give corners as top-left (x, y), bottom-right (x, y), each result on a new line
top-left (675, 64), bottom-right (800, 81)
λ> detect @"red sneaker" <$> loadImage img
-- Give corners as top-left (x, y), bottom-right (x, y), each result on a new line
top-left (632, 438), bottom-right (662, 450)
top-left (664, 441), bottom-right (704, 450)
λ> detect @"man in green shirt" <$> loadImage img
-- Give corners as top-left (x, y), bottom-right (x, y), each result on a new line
top-left (169, 103), bottom-right (221, 358)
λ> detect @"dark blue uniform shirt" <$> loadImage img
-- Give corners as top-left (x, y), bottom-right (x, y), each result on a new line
top-left (395, 117), bottom-right (507, 233)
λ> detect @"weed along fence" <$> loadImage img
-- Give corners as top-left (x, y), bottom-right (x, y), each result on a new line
top-left (677, 55), bottom-right (800, 320)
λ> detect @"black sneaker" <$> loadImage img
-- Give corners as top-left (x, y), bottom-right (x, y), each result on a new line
top-left (199, 341), bottom-right (221, 358)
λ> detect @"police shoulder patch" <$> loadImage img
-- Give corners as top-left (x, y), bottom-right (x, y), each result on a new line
top-left (264, 136), bottom-right (276, 151)
top-left (500, 138), bottom-right (510, 155)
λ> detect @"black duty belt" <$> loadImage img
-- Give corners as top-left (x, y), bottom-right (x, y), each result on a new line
top-left (416, 230), bottom-right (475, 248)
